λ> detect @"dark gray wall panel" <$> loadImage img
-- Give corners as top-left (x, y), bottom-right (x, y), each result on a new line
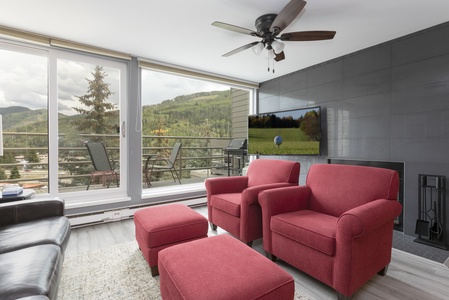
top-left (258, 21), bottom-right (449, 243)
top-left (392, 54), bottom-right (449, 90)
top-left (280, 70), bottom-right (307, 94)
top-left (307, 59), bottom-right (342, 87)
top-left (343, 44), bottom-right (391, 78)
top-left (307, 80), bottom-right (343, 104)
top-left (391, 82), bottom-right (449, 115)
top-left (392, 23), bottom-right (449, 66)
top-left (343, 69), bottom-right (391, 99)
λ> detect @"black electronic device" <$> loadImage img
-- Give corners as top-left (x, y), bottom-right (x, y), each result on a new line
top-left (248, 106), bottom-right (321, 156)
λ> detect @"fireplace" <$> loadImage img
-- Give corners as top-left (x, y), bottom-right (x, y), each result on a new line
top-left (327, 159), bottom-right (404, 231)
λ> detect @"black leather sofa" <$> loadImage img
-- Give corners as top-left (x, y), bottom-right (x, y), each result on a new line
top-left (0, 197), bottom-right (71, 300)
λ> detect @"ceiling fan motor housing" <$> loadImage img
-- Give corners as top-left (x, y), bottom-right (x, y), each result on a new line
top-left (255, 14), bottom-right (277, 35)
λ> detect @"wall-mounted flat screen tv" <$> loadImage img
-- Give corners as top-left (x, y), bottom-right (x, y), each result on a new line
top-left (248, 106), bottom-right (321, 156)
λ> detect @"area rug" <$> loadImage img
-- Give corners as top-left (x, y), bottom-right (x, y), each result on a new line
top-left (58, 241), bottom-right (311, 299)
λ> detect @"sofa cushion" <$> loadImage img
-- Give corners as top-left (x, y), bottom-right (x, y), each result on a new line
top-left (271, 210), bottom-right (338, 256)
top-left (0, 244), bottom-right (62, 300)
top-left (210, 193), bottom-right (241, 217)
top-left (0, 216), bottom-right (71, 254)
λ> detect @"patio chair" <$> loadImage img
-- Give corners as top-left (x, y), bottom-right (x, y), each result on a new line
top-left (85, 141), bottom-right (119, 190)
top-left (145, 142), bottom-right (182, 186)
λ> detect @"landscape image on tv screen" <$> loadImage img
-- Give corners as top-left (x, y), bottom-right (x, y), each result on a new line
top-left (248, 106), bottom-right (321, 155)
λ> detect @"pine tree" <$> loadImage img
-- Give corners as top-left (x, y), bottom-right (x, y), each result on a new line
top-left (73, 65), bottom-right (117, 138)
top-left (9, 166), bottom-right (20, 179)
top-left (0, 168), bottom-right (6, 180)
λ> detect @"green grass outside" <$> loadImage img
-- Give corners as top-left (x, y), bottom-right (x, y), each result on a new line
top-left (248, 128), bottom-right (319, 155)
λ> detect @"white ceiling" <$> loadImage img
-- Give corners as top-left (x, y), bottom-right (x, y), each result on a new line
top-left (1, 0), bottom-right (449, 84)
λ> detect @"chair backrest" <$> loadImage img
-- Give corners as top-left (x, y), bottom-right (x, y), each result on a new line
top-left (246, 159), bottom-right (300, 187)
top-left (306, 164), bottom-right (399, 217)
top-left (167, 142), bottom-right (182, 166)
top-left (85, 141), bottom-right (113, 172)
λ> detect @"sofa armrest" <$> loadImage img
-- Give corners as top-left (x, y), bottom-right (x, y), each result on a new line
top-left (337, 199), bottom-right (402, 238)
top-left (0, 197), bottom-right (65, 227)
top-left (259, 186), bottom-right (311, 253)
top-left (205, 176), bottom-right (249, 197)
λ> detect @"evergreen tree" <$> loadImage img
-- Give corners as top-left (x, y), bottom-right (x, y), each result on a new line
top-left (72, 65), bottom-right (117, 138)
top-left (9, 166), bottom-right (20, 179)
top-left (26, 150), bottom-right (40, 163)
top-left (0, 168), bottom-right (6, 180)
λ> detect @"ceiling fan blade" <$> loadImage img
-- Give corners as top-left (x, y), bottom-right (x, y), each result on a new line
top-left (222, 42), bottom-right (261, 57)
top-left (270, 0), bottom-right (307, 35)
top-left (274, 51), bottom-right (285, 62)
top-left (280, 31), bottom-right (336, 41)
top-left (212, 21), bottom-right (260, 37)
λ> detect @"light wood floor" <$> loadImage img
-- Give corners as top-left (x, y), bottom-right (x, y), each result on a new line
top-left (65, 205), bottom-right (449, 300)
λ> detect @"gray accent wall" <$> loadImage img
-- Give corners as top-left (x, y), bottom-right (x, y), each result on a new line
top-left (258, 22), bottom-right (449, 242)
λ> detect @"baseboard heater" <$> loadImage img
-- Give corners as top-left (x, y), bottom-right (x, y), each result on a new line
top-left (67, 197), bottom-right (206, 228)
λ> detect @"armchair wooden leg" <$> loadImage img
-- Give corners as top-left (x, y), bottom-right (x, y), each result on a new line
top-left (150, 265), bottom-right (159, 277)
top-left (378, 264), bottom-right (389, 276)
top-left (336, 291), bottom-right (351, 300)
top-left (210, 222), bottom-right (217, 231)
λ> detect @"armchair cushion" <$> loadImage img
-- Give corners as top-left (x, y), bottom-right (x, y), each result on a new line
top-left (271, 210), bottom-right (337, 256)
top-left (210, 193), bottom-right (242, 217)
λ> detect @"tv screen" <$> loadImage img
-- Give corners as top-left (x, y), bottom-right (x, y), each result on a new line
top-left (248, 106), bottom-right (321, 156)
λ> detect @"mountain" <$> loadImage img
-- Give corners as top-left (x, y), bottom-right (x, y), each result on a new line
top-left (0, 90), bottom-right (232, 138)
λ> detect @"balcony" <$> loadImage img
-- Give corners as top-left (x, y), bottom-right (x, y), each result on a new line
top-left (0, 132), bottom-right (241, 193)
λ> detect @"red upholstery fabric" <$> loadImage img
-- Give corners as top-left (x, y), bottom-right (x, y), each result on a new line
top-left (134, 204), bottom-right (208, 268)
top-left (205, 159), bottom-right (300, 244)
top-left (259, 164), bottom-right (402, 298)
top-left (158, 235), bottom-right (295, 300)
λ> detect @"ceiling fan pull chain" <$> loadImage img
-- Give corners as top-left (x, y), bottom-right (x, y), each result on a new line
top-left (267, 54), bottom-right (270, 72)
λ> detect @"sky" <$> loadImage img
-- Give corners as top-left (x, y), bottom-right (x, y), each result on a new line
top-left (0, 47), bottom-right (230, 116)
top-left (141, 70), bottom-right (230, 106)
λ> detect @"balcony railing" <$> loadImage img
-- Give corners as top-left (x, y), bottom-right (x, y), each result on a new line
top-left (0, 132), bottom-right (235, 193)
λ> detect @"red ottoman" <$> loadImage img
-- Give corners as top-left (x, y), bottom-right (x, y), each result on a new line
top-left (158, 235), bottom-right (295, 300)
top-left (134, 203), bottom-right (208, 276)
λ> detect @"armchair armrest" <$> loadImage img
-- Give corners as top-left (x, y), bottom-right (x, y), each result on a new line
top-left (241, 182), bottom-right (298, 206)
top-left (334, 199), bottom-right (402, 293)
top-left (0, 197), bottom-right (65, 227)
top-left (337, 199), bottom-right (402, 238)
top-left (205, 176), bottom-right (249, 197)
top-left (259, 186), bottom-right (311, 216)
top-left (259, 186), bottom-right (311, 253)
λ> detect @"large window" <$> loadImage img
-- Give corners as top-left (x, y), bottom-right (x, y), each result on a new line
top-left (0, 43), bottom-right (48, 191)
top-left (141, 69), bottom-right (250, 191)
top-left (0, 41), bottom-right (128, 206)
top-left (57, 58), bottom-right (123, 193)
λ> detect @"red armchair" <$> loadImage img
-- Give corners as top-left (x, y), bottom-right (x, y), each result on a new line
top-left (259, 164), bottom-right (402, 299)
top-left (205, 159), bottom-right (300, 246)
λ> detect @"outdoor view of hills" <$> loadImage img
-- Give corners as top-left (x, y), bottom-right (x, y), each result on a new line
top-left (0, 90), bottom-right (233, 184)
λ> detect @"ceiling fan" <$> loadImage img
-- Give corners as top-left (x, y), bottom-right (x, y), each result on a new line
top-left (212, 0), bottom-right (336, 71)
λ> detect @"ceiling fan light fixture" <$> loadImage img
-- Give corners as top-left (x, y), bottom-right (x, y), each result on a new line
top-left (271, 40), bottom-right (285, 54)
top-left (252, 42), bottom-right (265, 55)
